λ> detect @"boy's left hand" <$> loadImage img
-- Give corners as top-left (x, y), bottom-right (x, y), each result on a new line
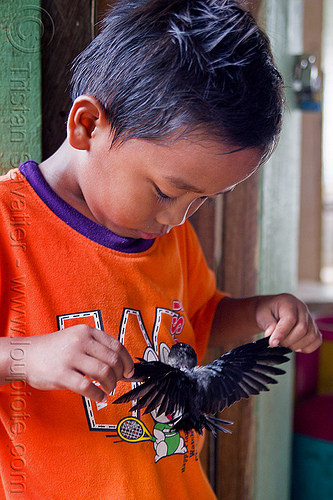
top-left (255, 293), bottom-right (322, 353)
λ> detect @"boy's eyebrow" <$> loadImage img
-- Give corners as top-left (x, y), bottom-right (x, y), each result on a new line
top-left (164, 175), bottom-right (205, 194)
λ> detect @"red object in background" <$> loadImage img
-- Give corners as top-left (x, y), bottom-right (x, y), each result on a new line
top-left (294, 316), bottom-right (333, 441)
top-left (294, 394), bottom-right (333, 441)
top-left (295, 346), bottom-right (320, 402)
top-left (315, 316), bottom-right (333, 341)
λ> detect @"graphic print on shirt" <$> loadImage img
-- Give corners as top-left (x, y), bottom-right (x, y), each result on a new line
top-left (111, 343), bottom-right (188, 463)
top-left (57, 304), bottom-right (190, 464)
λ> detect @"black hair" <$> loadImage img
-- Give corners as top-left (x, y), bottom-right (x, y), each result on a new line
top-left (70, 0), bottom-right (285, 158)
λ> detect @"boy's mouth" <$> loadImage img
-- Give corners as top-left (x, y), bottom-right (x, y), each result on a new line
top-left (137, 227), bottom-right (172, 239)
top-left (137, 230), bottom-right (168, 239)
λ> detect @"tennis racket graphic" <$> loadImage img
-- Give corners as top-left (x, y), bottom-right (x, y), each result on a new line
top-left (107, 417), bottom-right (153, 443)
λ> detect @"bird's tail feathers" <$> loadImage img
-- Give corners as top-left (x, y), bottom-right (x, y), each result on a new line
top-left (204, 414), bottom-right (233, 437)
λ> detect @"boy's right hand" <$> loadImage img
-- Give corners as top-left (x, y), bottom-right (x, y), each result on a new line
top-left (22, 325), bottom-right (134, 402)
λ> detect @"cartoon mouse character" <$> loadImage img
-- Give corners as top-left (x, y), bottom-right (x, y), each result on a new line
top-left (142, 344), bottom-right (187, 462)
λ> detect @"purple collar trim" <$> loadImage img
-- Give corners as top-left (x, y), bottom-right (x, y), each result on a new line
top-left (19, 161), bottom-right (155, 253)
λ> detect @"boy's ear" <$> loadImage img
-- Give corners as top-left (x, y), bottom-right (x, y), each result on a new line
top-left (67, 95), bottom-right (108, 151)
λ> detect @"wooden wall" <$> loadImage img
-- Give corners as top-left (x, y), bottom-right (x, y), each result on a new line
top-left (298, 0), bottom-right (323, 281)
top-left (40, 0), bottom-right (93, 160)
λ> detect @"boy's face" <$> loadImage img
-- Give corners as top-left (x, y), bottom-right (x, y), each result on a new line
top-left (77, 131), bottom-right (262, 239)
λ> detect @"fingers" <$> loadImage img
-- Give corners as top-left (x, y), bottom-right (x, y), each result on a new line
top-left (89, 329), bottom-right (134, 379)
top-left (267, 302), bottom-right (302, 347)
top-left (73, 338), bottom-right (134, 398)
top-left (25, 325), bottom-right (134, 402)
top-left (72, 327), bottom-right (134, 400)
top-left (73, 353), bottom-right (119, 397)
top-left (264, 296), bottom-right (323, 353)
top-left (64, 370), bottom-right (108, 402)
top-left (286, 316), bottom-right (322, 353)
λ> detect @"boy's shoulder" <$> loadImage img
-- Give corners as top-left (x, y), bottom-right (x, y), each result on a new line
top-left (0, 168), bottom-right (29, 203)
top-left (0, 168), bottom-right (25, 186)
top-left (0, 168), bottom-right (36, 231)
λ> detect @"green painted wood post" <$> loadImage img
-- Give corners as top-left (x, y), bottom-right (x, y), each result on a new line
top-left (0, 0), bottom-right (43, 175)
top-left (254, 0), bottom-right (303, 499)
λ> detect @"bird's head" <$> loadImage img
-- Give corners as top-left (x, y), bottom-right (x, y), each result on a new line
top-left (168, 343), bottom-right (198, 370)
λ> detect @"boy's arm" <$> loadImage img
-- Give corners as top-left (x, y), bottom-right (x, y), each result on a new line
top-left (209, 294), bottom-right (322, 353)
top-left (0, 325), bottom-right (134, 400)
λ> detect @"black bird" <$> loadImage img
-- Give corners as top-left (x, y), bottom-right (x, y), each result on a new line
top-left (113, 336), bottom-right (291, 436)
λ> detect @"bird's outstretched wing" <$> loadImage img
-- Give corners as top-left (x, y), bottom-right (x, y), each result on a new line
top-left (114, 358), bottom-right (192, 417)
top-left (194, 336), bottom-right (291, 415)
top-left (113, 337), bottom-right (291, 434)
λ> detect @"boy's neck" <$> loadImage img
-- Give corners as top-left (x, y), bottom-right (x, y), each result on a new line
top-left (38, 141), bottom-right (98, 223)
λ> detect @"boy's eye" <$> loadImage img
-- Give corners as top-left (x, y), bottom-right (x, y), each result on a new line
top-left (155, 185), bottom-right (176, 204)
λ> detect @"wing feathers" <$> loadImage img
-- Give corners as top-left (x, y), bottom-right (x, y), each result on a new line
top-left (113, 337), bottom-right (291, 435)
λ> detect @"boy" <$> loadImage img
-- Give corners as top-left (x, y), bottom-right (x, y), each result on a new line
top-left (0, 0), bottom-right (321, 498)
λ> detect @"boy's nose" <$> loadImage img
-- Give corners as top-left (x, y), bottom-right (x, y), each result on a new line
top-left (157, 197), bottom-right (207, 227)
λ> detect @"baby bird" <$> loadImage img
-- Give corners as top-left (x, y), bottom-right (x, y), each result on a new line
top-left (113, 337), bottom-right (291, 436)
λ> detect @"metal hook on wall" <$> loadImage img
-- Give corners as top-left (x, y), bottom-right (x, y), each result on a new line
top-left (292, 54), bottom-right (322, 112)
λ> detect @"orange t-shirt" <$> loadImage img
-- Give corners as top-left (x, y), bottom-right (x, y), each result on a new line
top-left (0, 162), bottom-right (225, 499)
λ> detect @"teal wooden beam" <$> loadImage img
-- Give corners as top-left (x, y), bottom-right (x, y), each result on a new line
top-left (0, 0), bottom-right (43, 174)
top-left (254, 1), bottom-right (303, 499)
